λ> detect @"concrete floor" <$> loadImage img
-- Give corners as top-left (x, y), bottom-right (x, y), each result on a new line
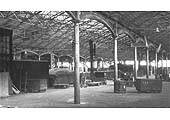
top-left (0, 81), bottom-right (170, 108)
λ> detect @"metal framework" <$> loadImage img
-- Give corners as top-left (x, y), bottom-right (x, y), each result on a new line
top-left (1, 11), bottom-right (170, 61)
top-left (0, 11), bottom-right (136, 60)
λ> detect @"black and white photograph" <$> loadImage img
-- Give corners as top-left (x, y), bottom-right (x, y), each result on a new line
top-left (0, 1), bottom-right (170, 119)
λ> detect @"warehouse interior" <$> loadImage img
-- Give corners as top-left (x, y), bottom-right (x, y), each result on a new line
top-left (1, 11), bottom-right (170, 108)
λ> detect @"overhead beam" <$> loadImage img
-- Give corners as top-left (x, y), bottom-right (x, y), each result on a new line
top-left (80, 11), bottom-right (115, 37)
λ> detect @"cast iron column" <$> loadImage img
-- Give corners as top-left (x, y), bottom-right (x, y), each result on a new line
top-left (114, 37), bottom-right (118, 81)
top-left (161, 52), bottom-right (164, 79)
top-left (166, 53), bottom-right (168, 80)
top-left (102, 59), bottom-right (104, 70)
top-left (146, 47), bottom-right (149, 78)
top-left (155, 51), bottom-right (158, 79)
top-left (89, 39), bottom-right (94, 80)
top-left (168, 54), bottom-right (170, 80)
top-left (50, 53), bottom-right (53, 69)
top-left (38, 55), bottom-right (40, 61)
top-left (74, 12), bottom-right (80, 104)
top-left (57, 57), bottom-right (59, 68)
top-left (134, 47), bottom-right (137, 80)
top-left (113, 36), bottom-right (118, 93)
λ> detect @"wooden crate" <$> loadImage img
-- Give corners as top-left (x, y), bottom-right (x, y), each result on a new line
top-left (114, 80), bottom-right (126, 93)
top-left (26, 79), bottom-right (47, 92)
top-left (135, 79), bottom-right (162, 93)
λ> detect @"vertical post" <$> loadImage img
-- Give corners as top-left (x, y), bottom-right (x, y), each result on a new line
top-left (134, 47), bottom-right (137, 80)
top-left (153, 61), bottom-right (155, 75)
top-left (25, 72), bottom-right (27, 92)
top-left (166, 53), bottom-right (168, 80)
top-left (50, 53), bottom-right (53, 69)
top-left (56, 57), bottom-right (59, 68)
top-left (82, 61), bottom-right (84, 72)
top-left (150, 62), bottom-right (152, 76)
top-left (168, 54), bottom-right (170, 80)
top-left (102, 59), bottom-right (104, 70)
top-left (74, 11), bottom-right (80, 104)
top-left (146, 47), bottom-right (149, 79)
top-left (19, 69), bottom-right (22, 90)
top-left (13, 54), bottom-right (16, 60)
top-left (89, 39), bottom-right (94, 80)
top-left (161, 52), bottom-right (164, 79)
top-left (114, 37), bottom-right (118, 81)
top-left (9, 30), bottom-right (13, 73)
top-left (155, 51), bottom-right (158, 78)
top-left (38, 55), bottom-right (40, 61)
top-left (13, 48), bottom-right (16, 60)
top-left (71, 62), bottom-right (73, 70)
top-left (113, 36), bottom-right (118, 93)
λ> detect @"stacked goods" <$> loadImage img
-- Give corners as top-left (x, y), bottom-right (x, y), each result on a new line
top-left (49, 68), bottom-right (74, 86)
top-left (135, 79), bottom-right (162, 93)
top-left (49, 68), bottom-right (87, 87)
top-left (93, 71), bottom-right (106, 85)
top-left (49, 68), bottom-right (73, 76)
top-left (26, 79), bottom-right (47, 92)
top-left (118, 64), bottom-right (133, 73)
